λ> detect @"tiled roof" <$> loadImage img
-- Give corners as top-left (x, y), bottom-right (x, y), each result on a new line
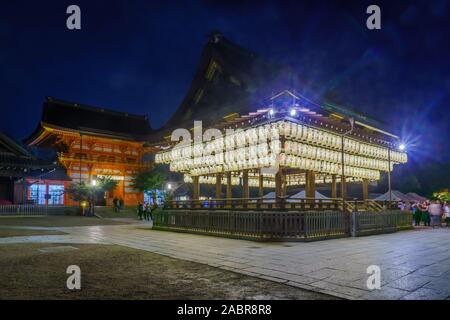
top-left (27, 98), bottom-right (153, 143)
top-left (151, 32), bottom-right (388, 142)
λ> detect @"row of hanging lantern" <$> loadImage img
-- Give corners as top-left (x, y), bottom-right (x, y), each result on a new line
top-left (177, 154), bottom-right (379, 179)
top-left (183, 174), bottom-right (276, 188)
top-left (280, 121), bottom-right (407, 163)
top-left (285, 173), bottom-right (357, 186)
top-left (155, 119), bottom-right (405, 181)
top-left (284, 141), bottom-right (392, 171)
top-left (183, 172), bottom-right (364, 188)
top-left (280, 154), bottom-right (380, 180)
top-left (156, 123), bottom-right (281, 164)
top-left (156, 120), bottom-right (406, 165)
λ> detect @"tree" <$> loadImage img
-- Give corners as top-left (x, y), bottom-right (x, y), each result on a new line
top-left (131, 166), bottom-right (166, 208)
top-left (66, 176), bottom-right (118, 215)
top-left (433, 189), bottom-right (450, 202)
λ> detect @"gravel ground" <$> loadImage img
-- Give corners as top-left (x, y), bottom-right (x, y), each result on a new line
top-left (0, 243), bottom-right (337, 300)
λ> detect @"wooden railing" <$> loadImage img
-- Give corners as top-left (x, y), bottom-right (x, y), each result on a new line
top-left (165, 197), bottom-right (386, 213)
top-left (166, 197), bottom-right (344, 211)
top-left (352, 210), bottom-right (413, 236)
top-left (154, 209), bottom-right (350, 241)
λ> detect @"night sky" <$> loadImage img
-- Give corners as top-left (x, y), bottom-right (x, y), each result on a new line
top-left (1, 0), bottom-right (449, 165)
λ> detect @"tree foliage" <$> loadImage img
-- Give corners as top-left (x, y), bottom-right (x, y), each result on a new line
top-left (131, 166), bottom-right (166, 207)
top-left (131, 166), bottom-right (166, 192)
top-left (66, 176), bottom-right (118, 214)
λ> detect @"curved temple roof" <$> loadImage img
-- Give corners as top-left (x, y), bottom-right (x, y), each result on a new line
top-left (151, 32), bottom-right (394, 143)
top-left (26, 97), bottom-right (153, 145)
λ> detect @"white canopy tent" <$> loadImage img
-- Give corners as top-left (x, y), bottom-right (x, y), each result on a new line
top-left (374, 190), bottom-right (415, 202)
top-left (406, 192), bottom-right (428, 203)
top-left (261, 191), bottom-right (276, 203)
top-left (287, 190), bottom-right (330, 203)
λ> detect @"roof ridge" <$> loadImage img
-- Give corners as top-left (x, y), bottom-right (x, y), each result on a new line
top-left (0, 131), bottom-right (35, 158)
top-left (45, 97), bottom-right (149, 120)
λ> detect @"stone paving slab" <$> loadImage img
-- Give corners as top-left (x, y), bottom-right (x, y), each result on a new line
top-left (1, 224), bottom-right (449, 300)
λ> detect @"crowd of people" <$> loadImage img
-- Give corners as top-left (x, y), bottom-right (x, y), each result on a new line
top-left (402, 200), bottom-right (450, 228)
top-left (137, 202), bottom-right (154, 221)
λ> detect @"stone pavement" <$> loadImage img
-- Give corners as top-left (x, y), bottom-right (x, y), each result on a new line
top-left (1, 223), bottom-right (450, 300)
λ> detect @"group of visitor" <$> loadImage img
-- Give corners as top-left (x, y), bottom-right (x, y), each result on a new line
top-left (137, 202), bottom-right (154, 221)
top-left (112, 197), bottom-right (124, 212)
top-left (410, 200), bottom-right (450, 228)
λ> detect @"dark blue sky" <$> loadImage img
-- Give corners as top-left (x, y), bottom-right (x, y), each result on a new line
top-left (1, 0), bottom-right (449, 164)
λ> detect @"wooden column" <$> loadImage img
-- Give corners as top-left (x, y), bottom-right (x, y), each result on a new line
top-left (22, 173), bottom-right (27, 204)
top-left (275, 170), bottom-right (282, 198)
top-left (362, 178), bottom-right (369, 201)
top-left (258, 171), bottom-right (264, 198)
top-left (275, 169), bottom-right (286, 208)
top-left (340, 176), bottom-right (346, 200)
top-left (226, 172), bottom-right (232, 200)
top-left (192, 176), bottom-right (200, 200)
top-left (215, 173), bottom-right (222, 199)
top-left (305, 171), bottom-right (315, 198)
top-left (281, 170), bottom-right (287, 197)
top-left (331, 174), bottom-right (337, 198)
top-left (242, 170), bottom-right (249, 199)
top-left (226, 172), bottom-right (232, 207)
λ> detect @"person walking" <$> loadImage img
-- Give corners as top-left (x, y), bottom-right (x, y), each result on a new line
top-left (444, 203), bottom-right (450, 227)
top-left (421, 201), bottom-right (431, 226)
top-left (145, 203), bottom-right (154, 221)
top-left (411, 202), bottom-right (418, 226)
top-left (428, 200), bottom-right (442, 228)
top-left (137, 202), bottom-right (144, 220)
top-left (415, 202), bottom-right (423, 226)
top-left (113, 197), bottom-right (119, 213)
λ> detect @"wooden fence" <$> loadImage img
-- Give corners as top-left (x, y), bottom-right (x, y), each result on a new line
top-left (153, 209), bottom-right (412, 241)
top-left (0, 205), bottom-right (78, 216)
top-left (352, 210), bottom-right (413, 236)
top-left (154, 210), bottom-right (350, 241)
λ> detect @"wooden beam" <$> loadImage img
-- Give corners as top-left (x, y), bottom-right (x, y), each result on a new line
top-left (258, 171), bottom-right (264, 198)
top-left (215, 173), bottom-right (222, 199)
top-left (362, 178), bottom-right (369, 200)
top-left (340, 176), bottom-right (346, 200)
top-left (331, 174), bottom-right (337, 198)
top-left (306, 171), bottom-right (315, 198)
top-left (281, 169), bottom-right (287, 197)
top-left (226, 172), bottom-right (232, 200)
top-left (192, 176), bottom-right (200, 200)
top-left (275, 170), bottom-right (282, 198)
top-left (242, 170), bottom-right (249, 198)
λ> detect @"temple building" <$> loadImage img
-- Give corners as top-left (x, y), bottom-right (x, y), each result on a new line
top-left (153, 33), bottom-right (407, 210)
top-left (0, 131), bottom-right (61, 205)
top-left (26, 98), bottom-right (153, 206)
